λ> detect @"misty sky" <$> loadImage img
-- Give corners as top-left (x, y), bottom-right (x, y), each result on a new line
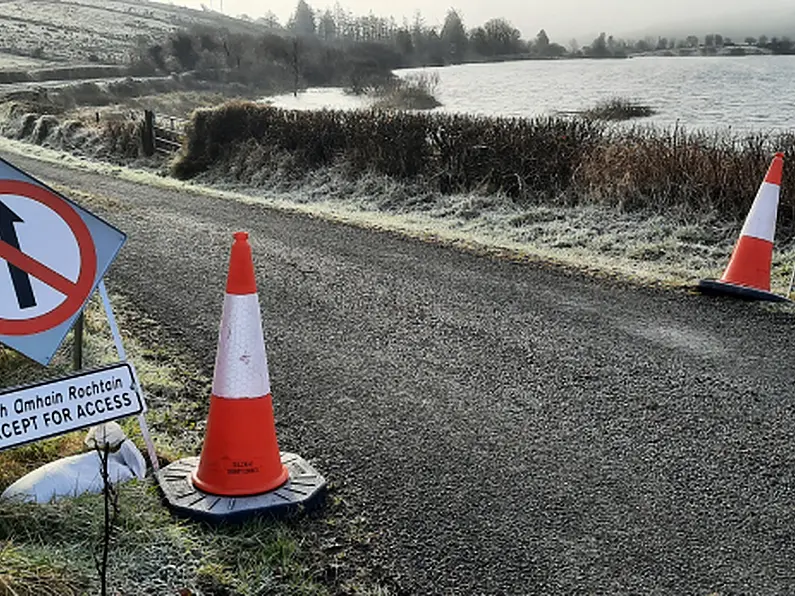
top-left (156, 0), bottom-right (793, 41)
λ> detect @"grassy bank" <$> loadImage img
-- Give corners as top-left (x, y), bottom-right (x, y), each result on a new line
top-left (0, 293), bottom-right (387, 595)
top-left (2, 124), bottom-right (794, 296)
top-left (173, 103), bottom-right (795, 239)
top-left (163, 102), bottom-right (795, 294)
top-left (0, 86), bottom-right (266, 168)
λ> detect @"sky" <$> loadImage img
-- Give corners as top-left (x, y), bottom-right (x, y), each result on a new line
top-left (155, 0), bottom-right (794, 42)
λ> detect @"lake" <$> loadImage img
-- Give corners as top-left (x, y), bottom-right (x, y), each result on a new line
top-left (268, 55), bottom-right (795, 134)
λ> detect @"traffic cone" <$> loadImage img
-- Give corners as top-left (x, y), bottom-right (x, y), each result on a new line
top-left (191, 232), bottom-right (290, 496)
top-left (698, 152), bottom-right (790, 302)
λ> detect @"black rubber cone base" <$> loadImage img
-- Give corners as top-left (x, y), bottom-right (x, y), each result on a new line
top-left (158, 452), bottom-right (326, 522)
top-left (697, 279), bottom-right (790, 303)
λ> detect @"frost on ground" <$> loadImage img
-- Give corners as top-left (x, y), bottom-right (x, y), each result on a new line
top-left (194, 163), bottom-right (795, 294)
top-left (0, 0), bottom-right (268, 64)
top-left (0, 51), bottom-right (49, 70)
top-left (0, 133), bottom-right (793, 296)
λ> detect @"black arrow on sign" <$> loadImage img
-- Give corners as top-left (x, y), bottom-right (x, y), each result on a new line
top-left (0, 200), bottom-right (36, 309)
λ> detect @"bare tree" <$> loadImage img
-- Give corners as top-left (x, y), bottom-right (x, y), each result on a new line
top-left (291, 37), bottom-right (302, 97)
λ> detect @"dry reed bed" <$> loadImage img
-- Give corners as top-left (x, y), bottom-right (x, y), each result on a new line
top-left (173, 102), bottom-right (794, 237)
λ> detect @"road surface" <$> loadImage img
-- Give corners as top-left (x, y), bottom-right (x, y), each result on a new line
top-left (7, 152), bottom-right (795, 595)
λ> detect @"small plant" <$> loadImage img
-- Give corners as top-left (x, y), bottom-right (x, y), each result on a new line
top-left (84, 423), bottom-right (126, 596)
top-left (582, 98), bottom-right (656, 121)
top-left (93, 439), bottom-right (120, 596)
top-left (370, 73), bottom-right (442, 111)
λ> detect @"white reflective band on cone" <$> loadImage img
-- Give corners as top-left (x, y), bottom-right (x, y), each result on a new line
top-left (740, 181), bottom-right (780, 242)
top-left (212, 293), bottom-right (271, 399)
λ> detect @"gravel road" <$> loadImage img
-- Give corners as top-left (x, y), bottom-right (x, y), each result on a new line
top-left (7, 152), bottom-right (795, 595)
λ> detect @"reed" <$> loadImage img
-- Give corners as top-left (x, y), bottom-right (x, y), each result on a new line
top-left (582, 98), bottom-right (656, 121)
top-left (370, 73), bottom-right (442, 111)
top-left (576, 126), bottom-right (795, 227)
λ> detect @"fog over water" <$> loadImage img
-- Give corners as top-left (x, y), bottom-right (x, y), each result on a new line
top-left (156, 0), bottom-right (794, 42)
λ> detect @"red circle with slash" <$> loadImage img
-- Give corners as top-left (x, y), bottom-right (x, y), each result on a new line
top-left (0, 181), bottom-right (97, 336)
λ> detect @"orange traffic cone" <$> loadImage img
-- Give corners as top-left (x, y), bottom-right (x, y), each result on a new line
top-left (192, 231), bottom-right (290, 496)
top-left (698, 152), bottom-right (790, 302)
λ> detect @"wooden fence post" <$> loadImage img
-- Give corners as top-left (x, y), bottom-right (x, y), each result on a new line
top-left (141, 110), bottom-right (155, 157)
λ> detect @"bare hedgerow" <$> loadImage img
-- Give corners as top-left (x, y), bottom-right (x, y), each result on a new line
top-left (581, 98), bottom-right (656, 121)
top-left (172, 102), bottom-right (602, 201)
top-left (573, 126), bottom-right (795, 231)
top-left (172, 102), bottom-right (795, 237)
top-left (101, 120), bottom-right (143, 159)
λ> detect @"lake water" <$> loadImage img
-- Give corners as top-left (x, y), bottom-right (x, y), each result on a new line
top-left (268, 55), bottom-right (795, 134)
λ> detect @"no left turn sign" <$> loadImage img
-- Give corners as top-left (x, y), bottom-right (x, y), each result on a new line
top-left (0, 158), bottom-right (126, 365)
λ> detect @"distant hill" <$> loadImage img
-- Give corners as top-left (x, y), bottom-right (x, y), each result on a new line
top-left (0, 0), bottom-right (274, 66)
top-left (621, 6), bottom-right (795, 43)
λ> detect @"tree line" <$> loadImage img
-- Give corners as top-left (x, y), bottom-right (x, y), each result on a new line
top-left (278, 1), bottom-right (566, 64)
top-left (587, 33), bottom-right (795, 55)
top-left (266, 1), bottom-right (795, 62)
top-left (131, 1), bottom-right (795, 91)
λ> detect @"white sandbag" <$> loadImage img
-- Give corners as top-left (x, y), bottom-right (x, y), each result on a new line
top-left (85, 421), bottom-right (128, 450)
top-left (1, 422), bottom-right (147, 504)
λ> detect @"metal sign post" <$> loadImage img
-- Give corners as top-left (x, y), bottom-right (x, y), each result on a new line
top-left (98, 280), bottom-right (158, 472)
top-left (72, 314), bottom-right (84, 371)
top-left (788, 264), bottom-right (795, 299)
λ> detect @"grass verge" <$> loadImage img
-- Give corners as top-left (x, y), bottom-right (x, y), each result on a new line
top-left (0, 481), bottom-right (343, 595)
top-left (0, 294), bottom-right (388, 595)
top-left (1, 133), bottom-right (794, 297)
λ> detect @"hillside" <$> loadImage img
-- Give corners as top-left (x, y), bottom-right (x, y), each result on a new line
top-left (0, 0), bottom-right (274, 66)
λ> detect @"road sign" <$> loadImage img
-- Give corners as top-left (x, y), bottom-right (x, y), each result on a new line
top-left (0, 362), bottom-right (145, 451)
top-left (0, 157), bottom-right (126, 365)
